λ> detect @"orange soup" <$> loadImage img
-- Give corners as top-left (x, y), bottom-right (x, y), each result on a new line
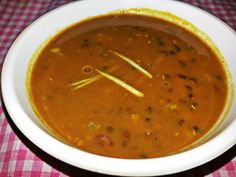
top-left (29, 14), bottom-right (227, 158)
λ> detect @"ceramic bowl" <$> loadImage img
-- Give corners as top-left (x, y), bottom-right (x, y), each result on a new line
top-left (2, 0), bottom-right (236, 176)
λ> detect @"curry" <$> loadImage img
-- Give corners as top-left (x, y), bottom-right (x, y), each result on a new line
top-left (28, 14), bottom-right (228, 158)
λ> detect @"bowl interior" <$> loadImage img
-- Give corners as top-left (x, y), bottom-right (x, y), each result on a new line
top-left (2, 0), bottom-right (236, 176)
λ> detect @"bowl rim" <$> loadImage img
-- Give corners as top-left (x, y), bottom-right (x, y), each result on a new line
top-left (1, 0), bottom-right (236, 176)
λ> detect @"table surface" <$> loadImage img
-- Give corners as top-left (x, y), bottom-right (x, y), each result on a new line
top-left (0, 0), bottom-right (235, 176)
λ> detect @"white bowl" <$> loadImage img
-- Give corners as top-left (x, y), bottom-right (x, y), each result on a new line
top-left (1, 0), bottom-right (236, 176)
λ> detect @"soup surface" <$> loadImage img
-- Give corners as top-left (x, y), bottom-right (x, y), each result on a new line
top-left (29, 14), bottom-right (227, 158)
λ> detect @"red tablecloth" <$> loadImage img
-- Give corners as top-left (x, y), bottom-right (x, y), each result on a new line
top-left (0, 0), bottom-right (235, 176)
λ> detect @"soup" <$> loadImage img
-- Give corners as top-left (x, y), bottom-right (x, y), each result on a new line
top-left (28, 14), bottom-right (227, 158)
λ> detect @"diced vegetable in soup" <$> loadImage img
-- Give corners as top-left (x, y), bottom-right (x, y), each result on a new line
top-left (29, 14), bottom-right (228, 158)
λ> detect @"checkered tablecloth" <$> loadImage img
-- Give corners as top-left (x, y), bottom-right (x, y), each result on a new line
top-left (0, 0), bottom-right (235, 177)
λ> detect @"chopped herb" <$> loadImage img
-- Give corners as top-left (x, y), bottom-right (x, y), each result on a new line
top-left (192, 102), bottom-right (197, 106)
top-left (193, 126), bottom-right (200, 132)
top-left (169, 50), bottom-right (176, 55)
top-left (80, 39), bottom-right (90, 47)
top-left (188, 93), bottom-right (194, 98)
top-left (153, 36), bottom-right (165, 46)
top-left (216, 75), bottom-right (222, 80)
top-left (133, 26), bottom-right (146, 31)
top-left (140, 154), bottom-right (148, 159)
top-left (178, 119), bottom-right (185, 126)
top-left (177, 74), bottom-right (197, 83)
top-left (185, 85), bottom-right (192, 91)
top-left (145, 117), bottom-right (151, 122)
top-left (173, 44), bottom-right (181, 52)
top-left (178, 74), bottom-right (187, 79)
top-left (145, 106), bottom-right (153, 113)
top-left (106, 126), bottom-right (114, 133)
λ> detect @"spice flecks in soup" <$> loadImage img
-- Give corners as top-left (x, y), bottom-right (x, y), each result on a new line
top-left (29, 14), bottom-right (227, 158)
